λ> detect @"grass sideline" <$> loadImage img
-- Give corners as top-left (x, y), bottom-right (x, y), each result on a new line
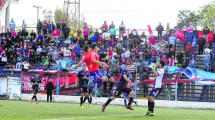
top-left (0, 100), bottom-right (215, 120)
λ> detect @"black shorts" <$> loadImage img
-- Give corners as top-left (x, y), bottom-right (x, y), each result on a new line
top-left (33, 89), bottom-right (38, 94)
top-left (114, 88), bottom-right (132, 97)
top-left (149, 88), bottom-right (163, 98)
top-left (106, 74), bottom-right (112, 80)
top-left (80, 87), bottom-right (88, 93)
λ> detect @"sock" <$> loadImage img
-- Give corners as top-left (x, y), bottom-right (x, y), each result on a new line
top-left (32, 95), bottom-right (35, 100)
top-left (83, 97), bottom-right (88, 103)
top-left (89, 97), bottom-right (92, 104)
top-left (132, 100), bottom-right (137, 103)
top-left (124, 99), bottom-right (127, 106)
top-left (87, 97), bottom-right (90, 104)
top-left (103, 82), bottom-right (107, 93)
top-left (80, 96), bottom-right (83, 106)
top-left (109, 82), bottom-right (114, 92)
top-left (151, 102), bottom-right (155, 113)
top-left (128, 97), bottom-right (134, 106)
top-left (104, 98), bottom-right (112, 106)
top-left (148, 101), bottom-right (151, 111)
top-left (35, 96), bottom-right (37, 102)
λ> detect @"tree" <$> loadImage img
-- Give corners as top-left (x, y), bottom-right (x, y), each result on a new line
top-left (176, 9), bottom-right (200, 29)
top-left (43, 9), bottom-right (53, 21)
top-left (198, 1), bottom-right (215, 28)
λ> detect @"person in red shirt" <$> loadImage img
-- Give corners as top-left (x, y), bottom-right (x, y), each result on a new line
top-left (185, 42), bottom-right (192, 56)
top-left (88, 44), bottom-right (108, 91)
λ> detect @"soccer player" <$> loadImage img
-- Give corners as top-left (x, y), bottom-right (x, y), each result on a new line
top-left (99, 53), bottom-right (115, 95)
top-left (75, 64), bottom-right (90, 108)
top-left (30, 73), bottom-right (41, 104)
top-left (102, 64), bottom-right (135, 112)
top-left (69, 45), bottom-right (107, 95)
top-left (87, 44), bottom-right (109, 93)
top-left (145, 61), bottom-right (165, 117)
top-left (124, 93), bottom-right (137, 107)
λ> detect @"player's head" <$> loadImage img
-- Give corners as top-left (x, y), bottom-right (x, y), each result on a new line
top-left (100, 52), bottom-right (107, 61)
top-left (35, 73), bottom-right (39, 78)
top-left (91, 44), bottom-right (98, 51)
top-left (159, 60), bottom-right (165, 68)
top-left (83, 45), bottom-right (90, 52)
top-left (125, 64), bottom-right (131, 71)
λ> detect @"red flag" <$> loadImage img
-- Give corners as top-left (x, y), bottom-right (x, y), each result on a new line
top-left (147, 25), bottom-right (153, 35)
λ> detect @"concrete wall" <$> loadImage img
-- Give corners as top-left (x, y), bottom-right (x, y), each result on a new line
top-left (21, 94), bottom-right (215, 109)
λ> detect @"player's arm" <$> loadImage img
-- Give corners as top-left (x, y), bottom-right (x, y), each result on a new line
top-left (153, 70), bottom-right (159, 76)
top-left (91, 54), bottom-right (108, 67)
top-left (68, 60), bottom-right (84, 71)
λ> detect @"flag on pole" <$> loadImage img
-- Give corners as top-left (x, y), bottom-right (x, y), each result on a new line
top-left (147, 25), bottom-right (153, 35)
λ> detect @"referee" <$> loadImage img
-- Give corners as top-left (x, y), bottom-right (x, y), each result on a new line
top-left (145, 61), bottom-right (165, 117)
top-left (30, 73), bottom-right (41, 104)
top-left (75, 64), bottom-right (90, 108)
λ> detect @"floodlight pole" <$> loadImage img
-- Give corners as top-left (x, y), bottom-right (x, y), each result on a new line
top-left (33, 5), bottom-right (41, 24)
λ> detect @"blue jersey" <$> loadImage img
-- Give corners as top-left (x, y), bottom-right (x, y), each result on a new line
top-left (117, 70), bottom-right (131, 89)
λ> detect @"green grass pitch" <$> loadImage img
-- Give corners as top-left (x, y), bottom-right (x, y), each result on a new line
top-left (0, 100), bottom-right (214, 120)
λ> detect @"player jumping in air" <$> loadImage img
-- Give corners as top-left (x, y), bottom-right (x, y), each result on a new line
top-left (145, 61), bottom-right (165, 117)
top-left (102, 64), bottom-right (135, 112)
top-left (69, 45), bottom-right (108, 95)
top-left (99, 53), bottom-right (115, 95)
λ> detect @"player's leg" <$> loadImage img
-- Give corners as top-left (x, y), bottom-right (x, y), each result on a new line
top-left (108, 77), bottom-right (115, 94)
top-left (123, 93), bottom-right (128, 107)
top-left (125, 88), bottom-right (135, 110)
top-left (82, 87), bottom-right (89, 105)
top-left (145, 88), bottom-right (159, 116)
top-left (80, 88), bottom-right (84, 107)
top-left (102, 89), bottom-right (121, 112)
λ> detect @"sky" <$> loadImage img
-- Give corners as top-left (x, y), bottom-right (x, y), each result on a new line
top-left (9, 0), bottom-right (212, 29)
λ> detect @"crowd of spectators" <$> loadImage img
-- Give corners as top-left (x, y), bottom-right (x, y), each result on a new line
top-left (0, 18), bottom-right (215, 77)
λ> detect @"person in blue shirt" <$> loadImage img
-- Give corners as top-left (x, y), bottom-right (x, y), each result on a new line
top-left (102, 64), bottom-right (135, 112)
top-left (75, 43), bottom-right (81, 60)
top-left (56, 62), bottom-right (63, 72)
top-left (37, 34), bottom-right (44, 41)
top-left (192, 36), bottom-right (198, 51)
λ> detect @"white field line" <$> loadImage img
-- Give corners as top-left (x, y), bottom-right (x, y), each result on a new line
top-left (40, 114), bottom-right (143, 120)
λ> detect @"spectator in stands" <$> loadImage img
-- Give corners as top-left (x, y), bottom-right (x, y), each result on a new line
top-left (204, 45), bottom-right (211, 54)
top-left (11, 30), bottom-right (17, 38)
top-left (71, 51), bottom-right (76, 61)
top-left (16, 55), bottom-right (22, 69)
top-left (9, 18), bottom-right (16, 32)
top-left (21, 60), bottom-right (30, 72)
top-left (5, 29), bottom-right (11, 38)
top-left (187, 25), bottom-right (193, 42)
top-left (156, 22), bottom-right (164, 40)
top-left (168, 34), bottom-right (176, 50)
top-left (165, 23), bottom-right (170, 41)
top-left (101, 21), bottom-right (108, 33)
top-left (192, 36), bottom-right (198, 51)
top-left (185, 42), bottom-right (192, 56)
top-left (56, 20), bottom-right (61, 30)
top-left (37, 19), bottom-right (42, 35)
top-left (30, 30), bottom-right (36, 41)
top-left (176, 50), bottom-right (183, 67)
top-left (204, 51), bottom-right (210, 71)
top-left (203, 25), bottom-right (210, 42)
top-left (109, 25), bottom-right (116, 43)
top-left (169, 55), bottom-right (175, 66)
top-left (119, 21), bottom-right (125, 39)
top-left (43, 20), bottom-right (48, 36)
top-left (189, 54), bottom-right (196, 68)
top-left (52, 28), bottom-right (60, 48)
top-left (83, 28), bottom-right (89, 43)
top-left (48, 21), bottom-right (55, 34)
top-left (162, 54), bottom-right (168, 65)
top-left (109, 21), bottom-right (115, 30)
top-left (149, 35), bottom-right (156, 49)
top-left (51, 49), bottom-right (59, 61)
top-left (198, 37), bottom-right (206, 55)
top-left (75, 43), bottom-right (81, 60)
top-left (21, 20), bottom-right (27, 32)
